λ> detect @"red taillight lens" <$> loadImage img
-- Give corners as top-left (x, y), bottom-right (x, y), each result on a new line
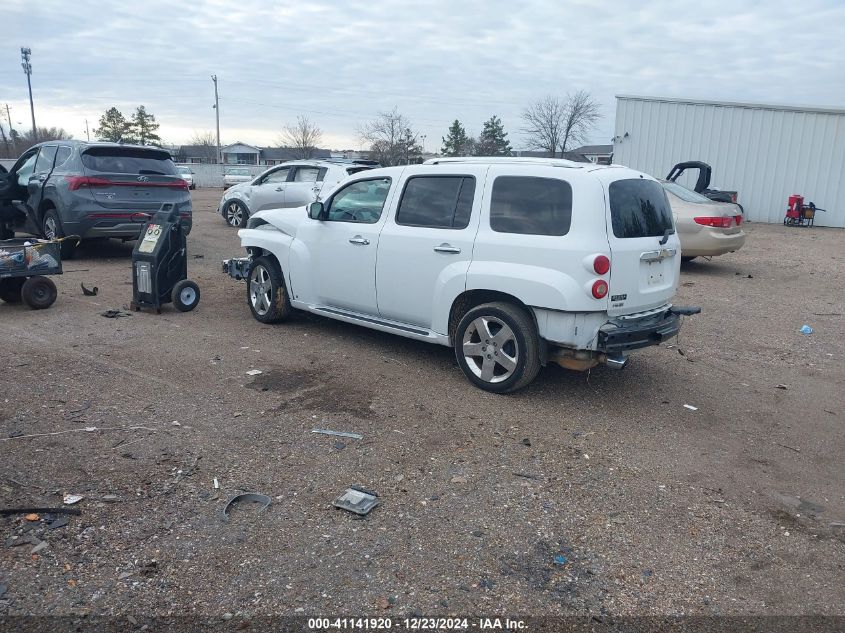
top-left (66, 176), bottom-right (111, 190)
top-left (694, 216), bottom-right (734, 228)
top-left (591, 280), bottom-right (608, 299)
top-left (593, 255), bottom-right (610, 275)
top-left (735, 215), bottom-right (743, 226)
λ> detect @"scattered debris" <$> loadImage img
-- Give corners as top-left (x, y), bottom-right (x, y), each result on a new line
top-left (553, 554), bottom-right (568, 565)
top-left (30, 541), bottom-right (48, 554)
top-left (311, 428), bottom-right (363, 440)
top-left (213, 478), bottom-right (220, 490)
top-left (512, 472), bottom-right (542, 480)
top-left (0, 507), bottom-right (82, 517)
top-left (775, 442), bottom-right (801, 453)
top-left (333, 441), bottom-right (346, 451)
top-left (100, 309), bottom-right (131, 318)
top-left (171, 420), bottom-right (181, 426)
top-left (683, 404), bottom-right (698, 411)
top-left (80, 282), bottom-right (98, 296)
top-left (776, 384), bottom-right (789, 390)
top-left (800, 324), bottom-right (813, 335)
top-left (48, 516), bottom-right (69, 530)
top-left (450, 475), bottom-right (468, 484)
top-left (245, 369), bottom-right (263, 376)
top-left (521, 438), bottom-right (531, 447)
top-left (221, 493), bottom-right (272, 522)
top-left (1, 425), bottom-right (155, 442)
top-left (63, 494), bottom-right (83, 505)
top-left (333, 486), bottom-right (380, 516)
top-left (24, 513), bottom-right (39, 521)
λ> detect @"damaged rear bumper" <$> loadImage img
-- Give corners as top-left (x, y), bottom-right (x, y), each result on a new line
top-left (597, 305), bottom-right (700, 354)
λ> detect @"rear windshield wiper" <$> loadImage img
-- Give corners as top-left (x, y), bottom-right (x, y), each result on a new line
top-left (658, 227), bottom-right (675, 245)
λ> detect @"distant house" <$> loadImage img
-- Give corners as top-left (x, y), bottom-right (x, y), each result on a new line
top-left (571, 144), bottom-right (613, 164)
top-left (172, 142), bottom-right (332, 165)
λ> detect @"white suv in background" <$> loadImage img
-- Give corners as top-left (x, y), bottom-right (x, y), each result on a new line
top-left (218, 159), bottom-right (378, 228)
top-left (224, 158), bottom-right (698, 393)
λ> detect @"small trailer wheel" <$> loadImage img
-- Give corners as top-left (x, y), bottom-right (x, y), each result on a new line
top-left (21, 276), bottom-right (58, 310)
top-left (172, 279), bottom-right (200, 312)
top-left (0, 278), bottom-right (26, 303)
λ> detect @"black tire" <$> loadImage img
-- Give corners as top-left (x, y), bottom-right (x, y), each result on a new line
top-left (190, 184), bottom-right (196, 190)
top-left (21, 276), bottom-right (57, 310)
top-left (0, 277), bottom-right (25, 303)
top-left (247, 256), bottom-right (292, 324)
top-left (681, 256), bottom-right (697, 263)
top-left (224, 200), bottom-right (248, 228)
top-left (41, 208), bottom-right (76, 260)
top-left (171, 279), bottom-right (200, 312)
top-left (454, 301), bottom-right (540, 393)
top-left (0, 224), bottom-right (14, 240)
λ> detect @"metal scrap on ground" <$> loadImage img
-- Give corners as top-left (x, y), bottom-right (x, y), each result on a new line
top-left (333, 486), bottom-right (380, 516)
top-left (312, 428), bottom-right (363, 440)
top-left (220, 493), bottom-right (272, 522)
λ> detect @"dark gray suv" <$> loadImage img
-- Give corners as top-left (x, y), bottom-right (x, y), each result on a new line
top-left (0, 140), bottom-right (192, 257)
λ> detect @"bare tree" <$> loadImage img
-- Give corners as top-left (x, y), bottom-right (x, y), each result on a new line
top-left (359, 107), bottom-right (421, 166)
top-left (278, 115), bottom-right (323, 159)
top-left (521, 91), bottom-right (602, 156)
top-left (188, 130), bottom-right (219, 163)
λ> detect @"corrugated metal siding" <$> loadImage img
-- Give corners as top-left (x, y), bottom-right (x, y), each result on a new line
top-left (613, 96), bottom-right (845, 228)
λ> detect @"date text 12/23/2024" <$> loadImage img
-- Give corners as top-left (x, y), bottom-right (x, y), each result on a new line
top-left (307, 617), bottom-right (527, 630)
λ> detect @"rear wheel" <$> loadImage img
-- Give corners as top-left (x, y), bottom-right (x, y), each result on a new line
top-left (42, 208), bottom-right (76, 259)
top-left (21, 276), bottom-right (57, 309)
top-left (247, 256), bottom-right (292, 324)
top-left (225, 201), bottom-right (248, 228)
top-left (454, 302), bottom-right (540, 393)
top-left (0, 277), bottom-right (25, 303)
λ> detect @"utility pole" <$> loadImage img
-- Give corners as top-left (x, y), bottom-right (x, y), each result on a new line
top-left (4, 104), bottom-right (14, 154)
top-left (211, 74), bottom-right (221, 164)
top-left (85, 119), bottom-right (90, 141)
top-left (20, 47), bottom-right (36, 139)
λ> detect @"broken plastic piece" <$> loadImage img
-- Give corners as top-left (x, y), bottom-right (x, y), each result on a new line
top-left (800, 325), bottom-right (813, 335)
top-left (333, 486), bottom-right (380, 516)
top-left (80, 282), bottom-right (98, 296)
top-left (312, 428), bottom-right (363, 440)
top-left (246, 369), bottom-right (263, 376)
top-left (220, 493), bottom-right (272, 522)
top-left (63, 494), bottom-right (83, 505)
top-left (683, 404), bottom-right (698, 411)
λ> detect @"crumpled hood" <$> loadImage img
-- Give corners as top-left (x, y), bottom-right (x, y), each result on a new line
top-left (250, 205), bottom-right (308, 236)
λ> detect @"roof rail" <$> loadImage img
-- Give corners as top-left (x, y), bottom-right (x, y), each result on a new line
top-left (423, 156), bottom-right (584, 168)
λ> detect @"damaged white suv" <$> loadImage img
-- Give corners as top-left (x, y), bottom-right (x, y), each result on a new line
top-left (224, 158), bottom-right (698, 393)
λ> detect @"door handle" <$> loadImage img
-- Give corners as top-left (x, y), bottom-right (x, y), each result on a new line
top-left (275, 186), bottom-right (284, 191)
top-left (434, 244), bottom-right (461, 254)
top-left (349, 236), bottom-right (370, 246)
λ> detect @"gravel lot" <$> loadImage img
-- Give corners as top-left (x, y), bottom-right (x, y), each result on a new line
top-left (1, 188), bottom-right (843, 623)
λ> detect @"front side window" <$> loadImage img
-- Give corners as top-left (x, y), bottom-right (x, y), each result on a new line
top-left (396, 176), bottom-right (476, 229)
top-left (260, 167), bottom-right (290, 184)
top-left (490, 176), bottom-right (572, 236)
top-left (326, 178), bottom-right (391, 224)
top-left (34, 146), bottom-right (58, 173)
top-left (609, 179), bottom-right (674, 238)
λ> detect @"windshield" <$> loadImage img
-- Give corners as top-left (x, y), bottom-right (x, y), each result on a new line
top-left (226, 168), bottom-right (249, 176)
top-left (609, 179), bottom-right (674, 239)
top-left (177, 166), bottom-right (192, 174)
top-left (81, 147), bottom-right (177, 175)
top-left (662, 181), bottom-right (711, 203)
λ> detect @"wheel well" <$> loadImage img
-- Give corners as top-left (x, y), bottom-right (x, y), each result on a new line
top-left (448, 289), bottom-right (536, 345)
top-left (38, 200), bottom-right (56, 222)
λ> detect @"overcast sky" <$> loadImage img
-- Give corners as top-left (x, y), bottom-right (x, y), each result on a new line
top-left (2, 0), bottom-right (844, 152)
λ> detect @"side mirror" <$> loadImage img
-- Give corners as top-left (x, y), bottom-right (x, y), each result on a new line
top-left (308, 201), bottom-right (325, 220)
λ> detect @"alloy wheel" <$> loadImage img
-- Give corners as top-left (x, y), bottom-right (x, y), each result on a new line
top-left (44, 216), bottom-right (58, 240)
top-left (249, 264), bottom-right (272, 316)
top-left (462, 316), bottom-right (519, 383)
top-left (226, 202), bottom-right (244, 227)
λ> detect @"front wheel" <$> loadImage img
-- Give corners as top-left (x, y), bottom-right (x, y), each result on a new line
top-left (247, 256), bottom-right (292, 324)
top-left (454, 302), bottom-right (540, 393)
top-left (225, 200), bottom-right (248, 228)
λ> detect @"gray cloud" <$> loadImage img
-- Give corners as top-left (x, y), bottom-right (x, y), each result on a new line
top-left (1, 0), bottom-right (843, 149)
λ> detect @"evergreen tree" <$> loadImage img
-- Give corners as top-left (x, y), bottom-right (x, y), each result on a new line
top-left (441, 119), bottom-right (471, 156)
top-left (475, 115), bottom-right (512, 156)
top-left (129, 105), bottom-right (162, 146)
top-left (95, 107), bottom-right (130, 142)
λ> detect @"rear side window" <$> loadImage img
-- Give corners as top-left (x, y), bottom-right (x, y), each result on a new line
top-left (609, 179), bottom-right (674, 238)
top-left (490, 176), bottom-right (572, 236)
top-left (81, 147), bottom-right (177, 175)
top-left (396, 176), bottom-right (475, 229)
top-left (54, 146), bottom-right (72, 169)
top-left (293, 166), bottom-right (320, 182)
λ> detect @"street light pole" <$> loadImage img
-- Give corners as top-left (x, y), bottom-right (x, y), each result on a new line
top-left (20, 48), bottom-right (36, 139)
top-left (212, 75), bottom-right (221, 164)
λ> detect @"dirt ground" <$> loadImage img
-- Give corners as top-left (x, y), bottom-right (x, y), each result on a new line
top-left (1, 188), bottom-right (843, 624)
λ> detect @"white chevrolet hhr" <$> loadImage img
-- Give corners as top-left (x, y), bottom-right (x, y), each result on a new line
top-left (224, 158), bottom-right (698, 393)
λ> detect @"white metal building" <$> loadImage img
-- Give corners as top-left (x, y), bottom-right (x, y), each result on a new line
top-left (612, 95), bottom-right (845, 228)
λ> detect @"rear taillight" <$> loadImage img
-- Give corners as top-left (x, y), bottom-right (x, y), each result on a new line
top-left (735, 215), bottom-right (743, 226)
top-left (593, 255), bottom-right (610, 275)
top-left (694, 216), bottom-right (734, 228)
top-left (66, 176), bottom-right (111, 190)
top-left (591, 280), bottom-right (608, 299)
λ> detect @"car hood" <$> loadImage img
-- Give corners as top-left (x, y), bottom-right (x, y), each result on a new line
top-left (224, 181), bottom-right (251, 195)
top-left (250, 205), bottom-right (308, 236)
